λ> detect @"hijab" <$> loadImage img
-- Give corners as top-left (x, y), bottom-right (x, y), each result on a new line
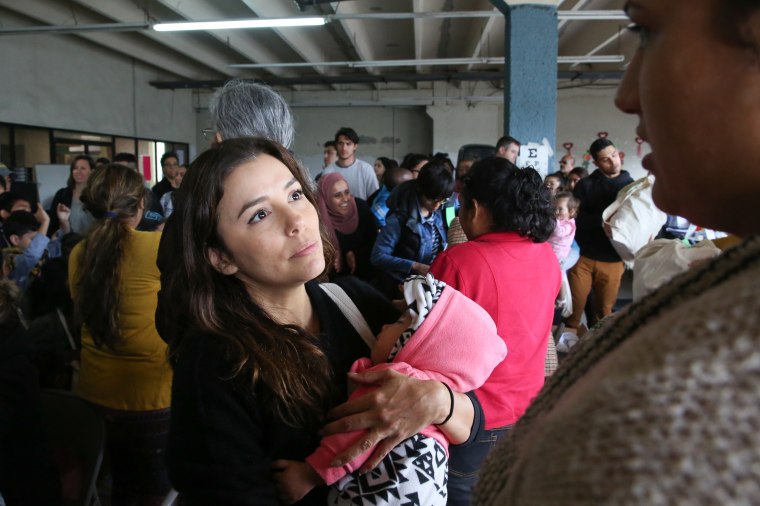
top-left (318, 173), bottom-right (359, 235)
top-left (317, 173), bottom-right (359, 271)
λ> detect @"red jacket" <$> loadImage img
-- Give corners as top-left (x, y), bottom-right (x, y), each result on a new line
top-left (431, 232), bottom-right (560, 428)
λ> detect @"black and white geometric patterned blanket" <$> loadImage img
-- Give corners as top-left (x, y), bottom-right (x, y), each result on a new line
top-left (328, 434), bottom-right (448, 505)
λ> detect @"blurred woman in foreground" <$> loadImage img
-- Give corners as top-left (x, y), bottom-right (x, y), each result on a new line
top-left (475, 1), bottom-right (760, 504)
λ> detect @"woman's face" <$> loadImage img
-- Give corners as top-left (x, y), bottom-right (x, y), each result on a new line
top-left (615, 0), bottom-right (760, 235)
top-left (419, 195), bottom-right (447, 215)
top-left (72, 159), bottom-right (92, 185)
top-left (330, 179), bottom-right (352, 215)
top-left (567, 173), bottom-right (581, 190)
top-left (211, 154), bottom-right (324, 297)
top-left (373, 159), bottom-right (386, 179)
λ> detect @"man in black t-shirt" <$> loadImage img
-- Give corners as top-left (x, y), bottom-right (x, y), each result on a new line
top-left (566, 138), bottom-right (633, 332)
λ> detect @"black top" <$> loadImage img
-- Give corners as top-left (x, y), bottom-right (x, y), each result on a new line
top-left (334, 198), bottom-right (378, 283)
top-left (573, 169), bottom-right (634, 262)
top-left (0, 320), bottom-right (61, 505)
top-left (167, 277), bottom-right (398, 506)
top-left (152, 178), bottom-right (174, 200)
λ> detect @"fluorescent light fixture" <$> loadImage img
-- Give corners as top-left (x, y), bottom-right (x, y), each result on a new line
top-left (558, 55), bottom-right (625, 64)
top-left (153, 17), bottom-right (326, 32)
top-left (229, 55), bottom-right (625, 69)
top-left (557, 10), bottom-right (628, 21)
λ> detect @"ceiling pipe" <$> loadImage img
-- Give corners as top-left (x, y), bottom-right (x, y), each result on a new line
top-left (228, 55), bottom-right (624, 69)
top-left (0, 10), bottom-right (627, 36)
top-left (0, 22), bottom-right (149, 35)
top-left (149, 70), bottom-right (624, 89)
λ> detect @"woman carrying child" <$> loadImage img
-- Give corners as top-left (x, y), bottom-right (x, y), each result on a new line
top-left (272, 273), bottom-right (506, 504)
top-left (158, 138), bottom-right (478, 505)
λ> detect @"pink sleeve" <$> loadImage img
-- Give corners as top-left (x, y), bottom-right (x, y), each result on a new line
top-left (305, 362), bottom-right (433, 485)
top-left (554, 219), bottom-right (575, 239)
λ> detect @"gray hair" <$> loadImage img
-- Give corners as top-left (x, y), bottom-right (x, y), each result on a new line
top-left (209, 80), bottom-right (295, 148)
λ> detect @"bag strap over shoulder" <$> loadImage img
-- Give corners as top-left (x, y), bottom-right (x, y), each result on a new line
top-left (319, 283), bottom-right (376, 349)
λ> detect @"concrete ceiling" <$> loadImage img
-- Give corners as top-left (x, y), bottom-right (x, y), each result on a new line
top-left (0, 0), bottom-right (634, 91)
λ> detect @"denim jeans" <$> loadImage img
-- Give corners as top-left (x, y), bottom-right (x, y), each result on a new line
top-left (447, 392), bottom-right (512, 506)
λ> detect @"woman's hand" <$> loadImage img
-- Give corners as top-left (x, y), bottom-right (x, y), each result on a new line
top-left (56, 203), bottom-right (72, 233)
top-left (412, 262), bottom-right (431, 275)
top-left (321, 369), bottom-right (449, 472)
top-left (271, 460), bottom-right (323, 505)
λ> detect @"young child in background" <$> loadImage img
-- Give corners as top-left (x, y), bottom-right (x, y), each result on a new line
top-left (2, 206), bottom-right (61, 290)
top-left (548, 192), bottom-right (579, 271)
top-left (273, 274), bottom-right (507, 506)
top-left (544, 174), bottom-right (563, 197)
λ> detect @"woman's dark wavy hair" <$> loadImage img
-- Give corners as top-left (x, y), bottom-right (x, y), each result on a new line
top-left (74, 163), bottom-right (147, 349)
top-left (460, 157), bottom-right (556, 242)
top-left (162, 137), bottom-right (337, 430)
top-left (67, 155), bottom-right (94, 190)
top-left (376, 156), bottom-right (399, 173)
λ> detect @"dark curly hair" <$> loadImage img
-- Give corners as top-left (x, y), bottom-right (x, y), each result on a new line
top-left (460, 157), bottom-right (556, 242)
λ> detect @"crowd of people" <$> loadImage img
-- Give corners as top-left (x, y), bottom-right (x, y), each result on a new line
top-left (3, 1), bottom-right (760, 503)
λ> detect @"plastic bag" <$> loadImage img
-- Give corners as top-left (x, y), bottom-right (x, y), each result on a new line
top-left (632, 238), bottom-right (721, 301)
top-left (602, 174), bottom-right (667, 268)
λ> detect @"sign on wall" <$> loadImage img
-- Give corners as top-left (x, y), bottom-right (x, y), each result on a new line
top-left (516, 142), bottom-right (550, 176)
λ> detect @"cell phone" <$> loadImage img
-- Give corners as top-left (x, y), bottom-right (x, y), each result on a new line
top-left (11, 181), bottom-right (40, 210)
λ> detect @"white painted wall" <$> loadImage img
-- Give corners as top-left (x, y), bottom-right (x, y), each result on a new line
top-left (557, 86), bottom-right (649, 180)
top-left (427, 102), bottom-right (504, 163)
top-left (270, 83), bottom-right (646, 181)
top-left (0, 29), bottom-right (196, 147)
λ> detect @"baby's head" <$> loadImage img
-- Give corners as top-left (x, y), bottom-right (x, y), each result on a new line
top-left (371, 273), bottom-right (504, 391)
top-left (372, 275), bottom-right (448, 364)
top-left (554, 191), bottom-right (579, 221)
top-left (372, 274), bottom-right (490, 364)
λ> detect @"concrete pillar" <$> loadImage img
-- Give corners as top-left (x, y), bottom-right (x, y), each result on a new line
top-left (491, 1), bottom-right (558, 172)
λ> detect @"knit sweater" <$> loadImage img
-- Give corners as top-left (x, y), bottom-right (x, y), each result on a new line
top-left (474, 235), bottom-right (760, 505)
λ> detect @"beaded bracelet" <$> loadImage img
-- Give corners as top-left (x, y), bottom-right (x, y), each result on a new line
top-left (434, 381), bottom-right (454, 426)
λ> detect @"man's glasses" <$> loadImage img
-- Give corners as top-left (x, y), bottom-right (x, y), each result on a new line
top-left (201, 128), bottom-right (216, 140)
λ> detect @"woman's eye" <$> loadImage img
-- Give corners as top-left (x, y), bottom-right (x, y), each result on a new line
top-left (248, 209), bottom-right (270, 224)
top-left (289, 189), bottom-right (304, 202)
top-left (627, 24), bottom-right (651, 48)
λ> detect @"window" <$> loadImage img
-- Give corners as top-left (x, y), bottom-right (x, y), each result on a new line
top-left (15, 128), bottom-right (50, 167)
